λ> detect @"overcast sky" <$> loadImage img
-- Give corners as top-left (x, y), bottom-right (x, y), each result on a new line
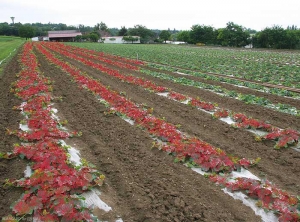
top-left (1, 0), bottom-right (299, 31)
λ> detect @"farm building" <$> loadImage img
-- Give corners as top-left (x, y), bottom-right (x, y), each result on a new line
top-left (48, 30), bottom-right (82, 42)
top-left (101, 36), bottom-right (140, 44)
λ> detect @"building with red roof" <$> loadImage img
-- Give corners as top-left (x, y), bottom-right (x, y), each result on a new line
top-left (48, 30), bottom-right (82, 42)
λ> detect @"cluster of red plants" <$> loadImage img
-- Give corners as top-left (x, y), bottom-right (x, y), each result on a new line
top-left (263, 129), bottom-right (299, 149)
top-left (63, 43), bottom-right (145, 66)
top-left (168, 91), bottom-right (188, 101)
top-left (233, 113), bottom-right (299, 148)
top-left (212, 109), bottom-right (229, 118)
top-left (232, 113), bottom-right (273, 131)
top-left (209, 174), bottom-right (299, 221)
top-left (59, 43), bottom-right (140, 70)
top-left (189, 97), bottom-right (216, 111)
top-left (4, 42), bottom-right (104, 221)
top-left (36, 42), bottom-right (254, 173)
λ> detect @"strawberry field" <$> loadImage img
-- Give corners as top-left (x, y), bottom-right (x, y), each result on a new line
top-left (0, 42), bottom-right (299, 221)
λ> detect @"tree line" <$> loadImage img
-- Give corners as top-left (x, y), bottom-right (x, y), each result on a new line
top-left (1, 21), bottom-right (300, 49)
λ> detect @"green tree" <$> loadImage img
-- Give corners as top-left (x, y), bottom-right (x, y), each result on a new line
top-left (89, 33), bottom-right (99, 42)
top-left (217, 22), bottom-right (250, 47)
top-left (57, 23), bottom-right (68, 30)
top-left (78, 24), bottom-right (93, 33)
top-left (0, 23), bottom-right (12, 35)
top-left (99, 22), bottom-right (108, 31)
top-left (177, 30), bottom-right (191, 43)
top-left (159, 30), bottom-right (171, 43)
top-left (118, 26), bottom-right (127, 36)
top-left (127, 25), bottom-right (154, 43)
top-left (253, 25), bottom-right (300, 49)
top-left (189, 25), bottom-right (216, 44)
top-left (19, 25), bottom-right (35, 39)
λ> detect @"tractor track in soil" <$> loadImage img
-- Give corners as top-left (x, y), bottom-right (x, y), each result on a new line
top-left (33, 49), bottom-right (263, 221)
top-left (44, 48), bottom-right (300, 197)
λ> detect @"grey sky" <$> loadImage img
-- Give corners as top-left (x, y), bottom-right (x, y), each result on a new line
top-left (1, 0), bottom-right (299, 31)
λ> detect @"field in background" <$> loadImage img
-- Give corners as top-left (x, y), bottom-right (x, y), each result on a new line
top-left (0, 36), bottom-right (24, 74)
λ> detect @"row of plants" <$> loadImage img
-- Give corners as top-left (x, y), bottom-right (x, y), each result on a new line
top-left (43, 42), bottom-right (299, 149)
top-left (37, 42), bottom-right (299, 221)
top-left (68, 43), bottom-right (300, 89)
top-left (147, 63), bottom-right (300, 99)
top-left (140, 68), bottom-right (300, 116)
top-left (1, 42), bottom-right (105, 221)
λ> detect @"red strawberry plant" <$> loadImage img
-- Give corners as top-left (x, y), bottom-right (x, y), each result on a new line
top-left (209, 174), bottom-right (299, 222)
top-left (212, 109), bottom-right (229, 118)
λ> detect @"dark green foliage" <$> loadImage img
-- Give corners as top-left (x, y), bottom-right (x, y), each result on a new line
top-left (127, 25), bottom-right (155, 43)
top-left (217, 22), bottom-right (250, 47)
top-left (176, 31), bottom-right (191, 43)
top-left (118, 26), bottom-right (128, 36)
top-left (18, 25), bottom-right (35, 39)
top-left (253, 25), bottom-right (300, 49)
top-left (189, 25), bottom-right (217, 45)
top-left (159, 30), bottom-right (171, 43)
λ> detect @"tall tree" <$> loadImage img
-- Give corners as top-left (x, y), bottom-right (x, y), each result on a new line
top-left (253, 25), bottom-right (300, 49)
top-left (177, 30), bottom-right (191, 43)
top-left (18, 25), bottom-right (35, 39)
top-left (89, 33), bottom-right (99, 42)
top-left (99, 22), bottom-right (108, 31)
top-left (159, 30), bottom-right (171, 43)
top-left (127, 25), bottom-right (154, 43)
top-left (189, 25), bottom-right (216, 44)
top-left (118, 26), bottom-right (127, 36)
top-left (217, 22), bottom-right (250, 47)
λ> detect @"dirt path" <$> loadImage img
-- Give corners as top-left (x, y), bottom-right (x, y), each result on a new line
top-left (33, 49), bottom-right (263, 221)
